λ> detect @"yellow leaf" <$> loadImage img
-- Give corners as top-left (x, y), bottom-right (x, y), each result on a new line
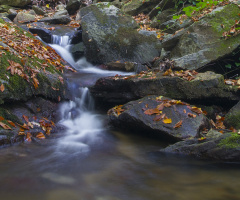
top-left (46, 4), bottom-right (49, 8)
top-left (36, 132), bottom-right (45, 139)
top-left (163, 118), bottom-right (172, 124)
top-left (0, 84), bottom-right (4, 92)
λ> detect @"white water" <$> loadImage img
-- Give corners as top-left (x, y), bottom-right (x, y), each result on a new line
top-left (49, 35), bottom-right (133, 155)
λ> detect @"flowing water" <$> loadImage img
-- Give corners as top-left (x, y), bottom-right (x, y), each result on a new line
top-left (1, 35), bottom-right (240, 200)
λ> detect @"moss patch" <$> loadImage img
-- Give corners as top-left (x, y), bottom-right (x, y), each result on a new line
top-left (218, 132), bottom-right (240, 149)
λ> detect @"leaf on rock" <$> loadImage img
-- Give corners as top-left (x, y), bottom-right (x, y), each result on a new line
top-left (163, 118), bottom-right (172, 124)
top-left (144, 108), bottom-right (160, 115)
top-left (0, 122), bottom-right (12, 130)
top-left (22, 115), bottom-right (29, 122)
top-left (26, 132), bottom-right (32, 142)
top-left (173, 120), bottom-right (183, 129)
top-left (198, 137), bottom-right (206, 141)
top-left (188, 113), bottom-right (196, 118)
top-left (153, 113), bottom-right (165, 121)
top-left (18, 131), bottom-right (25, 136)
top-left (7, 120), bottom-right (16, 127)
top-left (32, 77), bottom-right (39, 89)
top-left (36, 132), bottom-right (45, 139)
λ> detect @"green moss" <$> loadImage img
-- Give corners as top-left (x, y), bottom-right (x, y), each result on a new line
top-left (218, 132), bottom-right (240, 149)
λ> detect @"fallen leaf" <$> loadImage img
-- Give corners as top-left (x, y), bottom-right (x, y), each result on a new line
top-left (188, 113), bottom-right (196, 118)
top-left (0, 122), bottom-right (12, 130)
top-left (173, 120), bottom-right (183, 129)
top-left (0, 116), bottom-right (4, 121)
top-left (198, 137), bottom-right (206, 141)
top-left (36, 132), bottom-right (45, 139)
top-left (18, 131), bottom-right (25, 136)
top-left (46, 127), bottom-right (52, 136)
top-left (0, 84), bottom-right (4, 92)
top-left (144, 108), bottom-right (160, 115)
top-left (7, 120), bottom-right (16, 127)
top-left (26, 132), bottom-right (32, 142)
top-left (22, 115), bottom-right (29, 122)
top-left (163, 118), bottom-right (172, 124)
top-left (153, 113), bottom-right (166, 121)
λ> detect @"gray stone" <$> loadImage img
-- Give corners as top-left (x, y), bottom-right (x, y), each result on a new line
top-left (66, 0), bottom-right (82, 15)
top-left (54, 10), bottom-right (69, 17)
top-left (224, 101), bottom-right (240, 129)
top-left (13, 11), bottom-right (36, 23)
top-left (0, 0), bottom-right (31, 7)
top-left (108, 95), bottom-right (210, 141)
top-left (38, 15), bottom-right (71, 24)
top-left (32, 5), bottom-right (46, 15)
top-left (77, 3), bottom-right (161, 64)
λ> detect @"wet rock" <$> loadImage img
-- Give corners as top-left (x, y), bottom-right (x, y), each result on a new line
top-left (70, 42), bottom-right (85, 60)
top-left (0, 0), bottom-right (31, 7)
top-left (108, 95), bottom-right (210, 141)
top-left (54, 10), bottom-right (69, 17)
top-left (168, 4), bottom-right (240, 70)
top-left (90, 71), bottom-right (239, 105)
top-left (13, 11), bottom-right (36, 23)
top-left (38, 15), bottom-right (71, 25)
top-left (77, 3), bottom-right (161, 64)
top-left (28, 23), bottom-right (52, 43)
top-left (105, 62), bottom-right (137, 72)
top-left (32, 5), bottom-right (46, 15)
top-left (224, 101), bottom-right (240, 129)
top-left (66, 0), bottom-right (82, 15)
top-left (161, 131), bottom-right (240, 161)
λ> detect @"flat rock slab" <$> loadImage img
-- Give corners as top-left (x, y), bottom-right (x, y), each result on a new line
top-left (161, 132), bottom-right (240, 161)
top-left (90, 71), bottom-right (240, 104)
top-left (108, 95), bottom-right (210, 141)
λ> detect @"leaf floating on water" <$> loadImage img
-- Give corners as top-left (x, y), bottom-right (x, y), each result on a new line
top-left (163, 118), bottom-right (172, 124)
top-left (0, 84), bottom-right (4, 92)
top-left (0, 122), bottom-right (12, 130)
top-left (36, 132), bottom-right (45, 139)
top-left (173, 120), bottom-right (183, 128)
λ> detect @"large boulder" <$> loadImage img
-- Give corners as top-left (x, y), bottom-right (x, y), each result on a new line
top-left (108, 95), bottom-right (210, 141)
top-left (161, 131), bottom-right (240, 161)
top-left (90, 71), bottom-right (240, 105)
top-left (166, 4), bottom-right (240, 70)
top-left (76, 3), bottom-right (161, 64)
top-left (0, 18), bottom-right (69, 104)
top-left (13, 11), bottom-right (36, 23)
top-left (0, 0), bottom-right (31, 7)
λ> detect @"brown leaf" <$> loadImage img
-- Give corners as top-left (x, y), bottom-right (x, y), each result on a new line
top-left (26, 132), bottom-right (32, 142)
top-left (190, 107), bottom-right (202, 114)
top-left (188, 113), bottom-right (196, 118)
top-left (173, 120), bottom-right (183, 129)
top-left (46, 127), bottom-right (52, 136)
top-left (0, 84), bottom-right (4, 92)
top-left (22, 115), bottom-right (29, 122)
top-left (0, 122), bottom-right (12, 130)
top-left (18, 131), bottom-right (25, 136)
top-left (144, 108), bottom-right (160, 115)
top-left (32, 77), bottom-right (39, 89)
top-left (153, 113), bottom-right (165, 121)
top-left (36, 132), bottom-right (46, 139)
top-left (7, 120), bottom-right (16, 127)
top-left (59, 76), bottom-right (64, 84)
top-left (0, 116), bottom-right (4, 121)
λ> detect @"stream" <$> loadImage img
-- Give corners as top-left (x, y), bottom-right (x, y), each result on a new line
top-left (0, 35), bottom-right (240, 200)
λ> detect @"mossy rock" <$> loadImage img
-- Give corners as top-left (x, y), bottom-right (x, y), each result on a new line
top-left (224, 101), bottom-right (240, 129)
top-left (0, 0), bottom-right (31, 7)
top-left (169, 4), bottom-right (240, 70)
top-left (77, 3), bottom-right (161, 64)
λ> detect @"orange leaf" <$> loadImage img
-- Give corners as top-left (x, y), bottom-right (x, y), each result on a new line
top-left (173, 120), bottom-right (183, 129)
top-left (22, 115), bottom-right (29, 122)
top-left (0, 116), bottom-right (4, 121)
top-left (144, 108), bottom-right (160, 115)
top-left (190, 107), bottom-right (202, 114)
top-left (7, 120), bottom-right (16, 127)
top-left (36, 132), bottom-right (46, 139)
top-left (0, 122), bottom-right (12, 130)
top-left (46, 127), bottom-right (52, 136)
top-left (188, 113), bottom-right (196, 118)
top-left (26, 132), bottom-right (32, 142)
top-left (18, 131), bottom-right (25, 136)
top-left (0, 84), bottom-right (4, 92)
top-left (163, 118), bottom-right (172, 124)
top-left (32, 77), bottom-right (39, 89)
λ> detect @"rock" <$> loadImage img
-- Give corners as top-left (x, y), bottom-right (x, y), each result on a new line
top-left (161, 131), bottom-right (240, 161)
top-left (66, 0), bottom-right (82, 15)
top-left (28, 10), bottom-right (36, 16)
top-left (0, 0), bottom-right (31, 7)
top-left (7, 9), bottom-right (17, 21)
top-left (108, 95), bottom-right (210, 141)
top-left (28, 24), bottom-right (52, 43)
top-left (105, 61), bottom-right (137, 72)
top-left (224, 101), bottom-right (240, 129)
top-left (77, 3), bottom-right (161, 64)
top-left (13, 11), bottom-right (36, 23)
top-left (70, 42), bottom-right (85, 60)
top-left (90, 71), bottom-right (239, 105)
top-left (38, 15), bottom-right (71, 24)
top-left (121, 0), bottom-right (159, 16)
top-left (56, 4), bottom-right (66, 11)
top-left (168, 4), bottom-right (240, 70)
top-left (54, 10), bottom-right (69, 17)
top-left (32, 5), bottom-right (46, 15)
top-left (0, 18), bottom-right (68, 105)
top-left (0, 4), bottom-right (11, 13)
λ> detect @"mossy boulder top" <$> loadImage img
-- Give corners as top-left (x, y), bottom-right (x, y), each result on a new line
top-left (165, 4), bottom-right (240, 70)
top-left (0, 19), bottom-right (69, 104)
top-left (76, 3), bottom-right (161, 64)
top-left (0, 0), bottom-right (31, 7)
